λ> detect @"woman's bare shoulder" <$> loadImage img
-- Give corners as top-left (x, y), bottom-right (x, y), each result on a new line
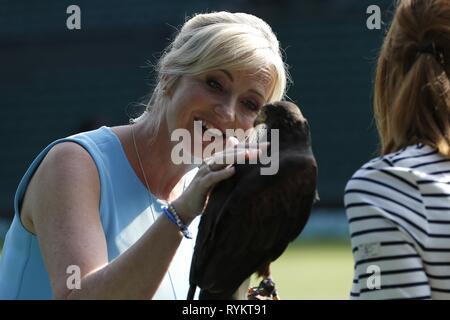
top-left (21, 141), bottom-right (100, 234)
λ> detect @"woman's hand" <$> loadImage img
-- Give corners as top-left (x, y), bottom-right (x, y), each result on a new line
top-left (172, 137), bottom-right (267, 224)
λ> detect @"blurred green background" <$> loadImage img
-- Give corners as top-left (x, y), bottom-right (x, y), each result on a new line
top-left (254, 240), bottom-right (353, 300)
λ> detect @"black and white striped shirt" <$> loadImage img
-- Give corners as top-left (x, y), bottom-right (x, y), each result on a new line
top-left (345, 143), bottom-right (450, 299)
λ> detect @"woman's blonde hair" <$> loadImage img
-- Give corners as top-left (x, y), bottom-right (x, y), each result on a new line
top-left (374, 0), bottom-right (450, 156)
top-left (135, 11), bottom-right (290, 135)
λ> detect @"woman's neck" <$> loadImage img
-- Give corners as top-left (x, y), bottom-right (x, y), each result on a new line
top-left (130, 116), bottom-right (194, 202)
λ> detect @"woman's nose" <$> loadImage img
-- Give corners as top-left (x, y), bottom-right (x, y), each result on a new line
top-left (214, 102), bottom-right (236, 123)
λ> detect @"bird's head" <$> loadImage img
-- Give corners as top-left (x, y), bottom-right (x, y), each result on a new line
top-left (253, 101), bottom-right (312, 149)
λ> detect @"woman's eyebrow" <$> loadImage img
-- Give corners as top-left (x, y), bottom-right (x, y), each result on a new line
top-left (249, 89), bottom-right (265, 99)
top-left (219, 69), bottom-right (234, 82)
top-left (219, 69), bottom-right (266, 100)
top-left (219, 69), bottom-right (266, 99)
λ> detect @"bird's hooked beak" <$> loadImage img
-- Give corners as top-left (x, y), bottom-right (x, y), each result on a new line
top-left (246, 108), bottom-right (269, 144)
top-left (254, 108), bottom-right (267, 127)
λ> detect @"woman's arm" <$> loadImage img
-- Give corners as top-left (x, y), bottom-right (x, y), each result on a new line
top-left (345, 167), bottom-right (431, 299)
top-left (26, 141), bottom-right (243, 299)
top-left (26, 142), bottom-right (188, 299)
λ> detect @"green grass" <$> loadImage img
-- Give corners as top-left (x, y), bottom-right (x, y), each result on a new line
top-left (250, 239), bottom-right (354, 300)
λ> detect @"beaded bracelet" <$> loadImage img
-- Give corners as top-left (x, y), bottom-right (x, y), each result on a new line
top-left (162, 203), bottom-right (192, 239)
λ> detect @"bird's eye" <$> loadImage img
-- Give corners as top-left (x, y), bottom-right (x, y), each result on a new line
top-left (207, 78), bottom-right (222, 91)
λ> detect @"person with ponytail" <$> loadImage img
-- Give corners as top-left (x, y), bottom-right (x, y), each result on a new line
top-left (345, 0), bottom-right (450, 299)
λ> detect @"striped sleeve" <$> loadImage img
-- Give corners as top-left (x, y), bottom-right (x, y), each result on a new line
top-left (345, 167), bottom-right (431, 299)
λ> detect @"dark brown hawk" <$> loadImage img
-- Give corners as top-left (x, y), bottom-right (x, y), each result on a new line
top-left (187, 101), bottom-right (318, 300)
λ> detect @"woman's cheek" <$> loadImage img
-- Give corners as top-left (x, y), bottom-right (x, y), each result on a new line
top-left (239, 112), bottom-right (258, 129)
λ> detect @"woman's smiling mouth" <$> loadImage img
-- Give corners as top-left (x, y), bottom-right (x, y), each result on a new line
top-left (194, 117), bottom-right (225, 139)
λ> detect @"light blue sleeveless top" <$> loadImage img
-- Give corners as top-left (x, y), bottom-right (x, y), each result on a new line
top-left (0, 126), bottom-right (199, 299)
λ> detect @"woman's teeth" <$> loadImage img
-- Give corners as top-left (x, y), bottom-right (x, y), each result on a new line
top-left (196, 118), bottom-right (224, 138)
top-left (205, 127), bottom-right (223, 138)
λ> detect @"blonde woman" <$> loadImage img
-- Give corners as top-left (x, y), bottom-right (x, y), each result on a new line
top-left (0, 12), bottom-right (289, 299)
top-left (345, 0), bottom-right (450, 299)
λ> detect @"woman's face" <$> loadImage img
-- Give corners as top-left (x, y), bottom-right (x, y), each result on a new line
top-left (165, 68), bottom-right (273, 159)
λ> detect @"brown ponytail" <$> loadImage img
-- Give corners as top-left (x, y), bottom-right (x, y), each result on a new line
top-left (374, 0), bottom-right (450, 156)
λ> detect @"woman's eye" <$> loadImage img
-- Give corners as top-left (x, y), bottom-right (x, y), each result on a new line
top-left (207, 79), bottom-right (222, 91)
top-left (243, 100), bottom-right (259, 112)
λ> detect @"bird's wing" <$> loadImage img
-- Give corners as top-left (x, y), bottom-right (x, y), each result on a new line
top-left (190, 152), bottom-right (317, 296)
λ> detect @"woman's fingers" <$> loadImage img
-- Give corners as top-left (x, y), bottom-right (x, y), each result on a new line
top-left (225, 134), bottom-right (270, 151)
top-left (234, 141), bottom-right (270, 150)
top-left (225, 136), bottom-right (240, 149)
top-left (198, 139), bottom-right (269, 177)
top-left (202, 148), bottom-right (260, 172)
top-left (208, 143), bottom-right (266, 164)
top-left (221, 148), bottom-right (260, 164)
top-left (200, 156), bottom-right (235, 172)
top-left (201, 166), bottom-right (235, 189)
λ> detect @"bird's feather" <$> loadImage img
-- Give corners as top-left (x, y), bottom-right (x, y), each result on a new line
top-left (188, 101), bottom-right (318, 300)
